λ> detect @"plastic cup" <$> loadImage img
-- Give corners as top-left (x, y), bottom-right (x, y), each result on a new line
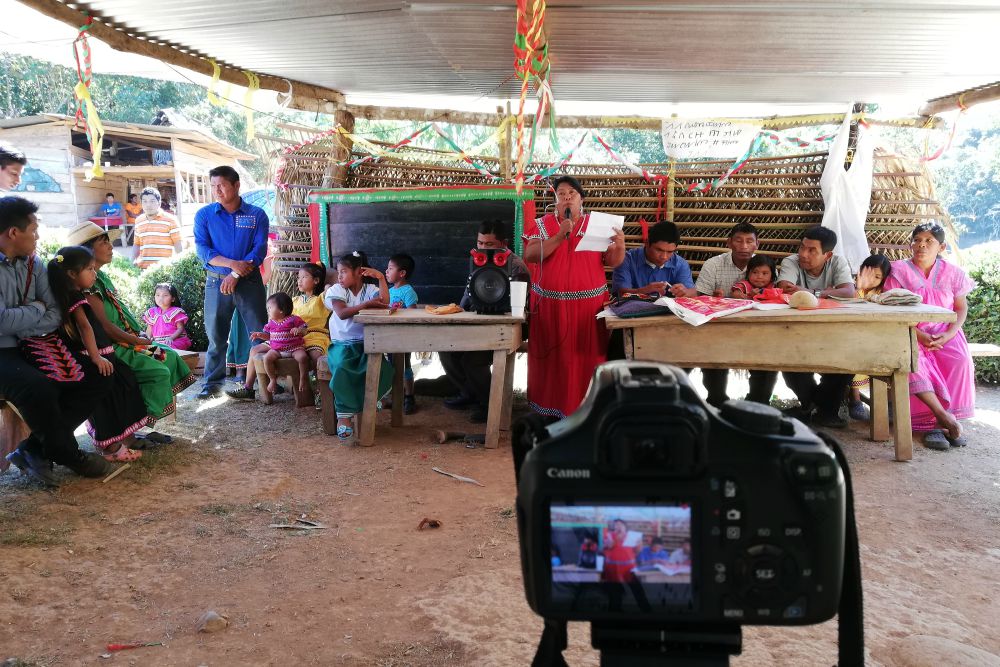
top-left (510, 280), bottom-right (528, 318)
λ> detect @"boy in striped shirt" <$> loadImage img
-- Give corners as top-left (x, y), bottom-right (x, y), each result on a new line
top-left (133, 187), bottom-right (182, 269)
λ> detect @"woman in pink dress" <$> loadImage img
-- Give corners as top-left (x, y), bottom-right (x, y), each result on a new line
top-left (881, 223), bottom-right (975, 450)
top-left (143, 283), bottom-right (192, 350)
top-left (521, 175), bottom-right (626, 418)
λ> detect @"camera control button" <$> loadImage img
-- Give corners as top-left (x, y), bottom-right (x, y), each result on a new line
top-left (782, 597), bottom-right (807, 619)
top-left (722, 478), bottom-right (739, 499)
top-left (721, 597), bottom-right (745, 619)
top-left (725, 525), bottom-right (742, 541)
top-left (750, 561), bottom-right (780, 586)
top-left (815, 461), bottom-right (836, 484)
top-left (746, 544), bottom-right (783, 558)
top-left (724, 507), bottom-right (743, 522)
top-left (720, 400), bottom-right (783, 435)
top-left (788, 457), bottom-right (816, 483)
top-left (783, 525), bottom-right (804, 538)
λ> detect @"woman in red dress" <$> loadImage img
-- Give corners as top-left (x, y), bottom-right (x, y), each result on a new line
top-left (522, 175), bottom-right (626, 417)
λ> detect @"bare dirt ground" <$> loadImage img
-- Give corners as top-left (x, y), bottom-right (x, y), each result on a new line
top-left (2, 375), bottom-right (1000, 666)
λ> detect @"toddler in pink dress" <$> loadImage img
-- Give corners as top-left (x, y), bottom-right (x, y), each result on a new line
top-left (143, 283), bottom-right (192, 350)
top-left (245, 292), bottom-right (311, 395)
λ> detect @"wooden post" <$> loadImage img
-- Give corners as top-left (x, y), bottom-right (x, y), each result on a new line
top-left (322, 109), bottom-right (355, 188)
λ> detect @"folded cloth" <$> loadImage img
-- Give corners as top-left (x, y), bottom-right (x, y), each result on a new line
top-left (868, 288), bottom-right (922, 306)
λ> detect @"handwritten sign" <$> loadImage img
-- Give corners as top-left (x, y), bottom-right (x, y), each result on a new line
top-left (661, 119), bottom-right (763, 160)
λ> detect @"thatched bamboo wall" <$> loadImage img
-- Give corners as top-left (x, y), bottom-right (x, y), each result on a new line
top-left (270, 136), bottom-right (950, 293)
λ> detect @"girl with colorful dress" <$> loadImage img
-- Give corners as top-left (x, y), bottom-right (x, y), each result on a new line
top-left (293, 262), bottom-right (331, 367)
top-left (730, 254), bottom-right (777, 298)
top-left (324, 251), bottom-right (393, 443)
top-left (521, 175), bottom-right (626, 418)
top-left (46, 246), bottom-right (151, 461)
top-left (882, 223), bottom-right (975, 451)
top-left (71, 223), bottom-right (196, 423)
top-left (143, 283), bottom-right (192, 350)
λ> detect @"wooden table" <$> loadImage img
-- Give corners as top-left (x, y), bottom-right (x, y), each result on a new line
top-left (355, 309), bottom-right (523, 448)
top-left (604, 302), bottom-right (956, 462)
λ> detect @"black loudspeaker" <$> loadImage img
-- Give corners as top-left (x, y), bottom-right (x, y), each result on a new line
top-left (467, 248), bottom-right (512, 314)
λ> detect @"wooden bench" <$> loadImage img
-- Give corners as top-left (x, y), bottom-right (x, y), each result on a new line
top-left (316, 355), bottom-right (335, 435)
top-left (252, 356), bottom-right (315, 408)
top-left (969, 342), bottom-right (1000, 357)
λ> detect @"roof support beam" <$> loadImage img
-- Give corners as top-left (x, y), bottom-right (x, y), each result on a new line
top-left (17, 0), bottom-right (345, 109)
top-left (919, 81), bottom-right (1000, 116)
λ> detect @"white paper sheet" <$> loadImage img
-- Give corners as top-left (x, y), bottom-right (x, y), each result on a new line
top-left (575, 211), bottom-right (622, 252)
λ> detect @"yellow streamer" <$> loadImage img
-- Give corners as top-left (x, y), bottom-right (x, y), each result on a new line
top-left (243, 71), bottom-right (260, 142)
top-left (206, 59), bottom-right (225, 107)
top-left (74, 80), bottom-right (104, 181)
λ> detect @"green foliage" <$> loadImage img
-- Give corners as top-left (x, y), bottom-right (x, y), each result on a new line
top-left (134, 251), bottom-right (208, 351)
top-left (965, 251), bottom-right (1000, 384)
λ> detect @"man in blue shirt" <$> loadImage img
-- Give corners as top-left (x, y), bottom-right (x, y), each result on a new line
top-left (194, 165), bottom-right (269, 399)
top-left (610, 220), bottom-right (694, 297)
top-left (98, 192), bottom-right (123, 219)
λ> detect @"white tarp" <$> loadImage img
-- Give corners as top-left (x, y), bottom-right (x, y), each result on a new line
top-left (820, 106), bottom-right (876, 273)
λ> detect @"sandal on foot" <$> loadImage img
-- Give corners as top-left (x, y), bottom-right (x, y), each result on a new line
top-left (336, 424), bottom-right (355, 444)
top-left (923, 430), bottom-right (950, 451)
top-left (946, 434), bottom-right (968, 448)
top-left (103, 446), bottom-right (143, 462)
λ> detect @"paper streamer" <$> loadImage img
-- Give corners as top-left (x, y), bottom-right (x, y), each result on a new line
top-left (72, 17), bottom-right (103, 180)
top-left (243, 71), bottom-right (260, 142)
top-left (207, 59), bottom-right (225, 107)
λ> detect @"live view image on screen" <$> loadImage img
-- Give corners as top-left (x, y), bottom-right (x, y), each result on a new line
top-left (549, 502), bottom-right (693, 614)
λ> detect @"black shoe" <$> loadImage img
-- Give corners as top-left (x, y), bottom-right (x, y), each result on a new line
top-left (469, 407), bottom-right (488, 424)
top-left (63, 451), bottom-right (114, 478)
top-left (5, 446), bottom-right (60, 487)
top-left (444, 395), bottom-right (476, 410)
top-left (812, 411), bottom-right (848, 429)
top-left (197, 386), bottom-right (223, 400)
top-left (781, 405), bottom-right (813, 423)
top-left (274, 383), bottom-right (287, 395)
top-left (403, 394), bottom-right (417, 415)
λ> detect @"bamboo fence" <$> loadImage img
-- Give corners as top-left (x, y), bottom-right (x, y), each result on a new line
top-left (269, 133), bottom-right (952, 293)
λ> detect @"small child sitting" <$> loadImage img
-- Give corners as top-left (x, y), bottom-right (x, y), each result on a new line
top-left (246, 292), bottom-right (310, 396)
top-left (731, 255), bottom-right (777, 298)
top-left (143, 282), bottom-right (191, 350)
top-left (386, 253), bottom-right (419, 414)
top-left (325, 251), bottom-right (394, 443)
top-left (848, 254), bottom-right (892, 420)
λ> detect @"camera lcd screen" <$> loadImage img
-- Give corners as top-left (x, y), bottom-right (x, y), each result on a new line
top-left (548, 502), bottom-right (693, 614)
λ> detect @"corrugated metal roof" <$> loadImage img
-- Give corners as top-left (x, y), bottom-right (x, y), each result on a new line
top-left (64, 0), bottom-right (1000, 106)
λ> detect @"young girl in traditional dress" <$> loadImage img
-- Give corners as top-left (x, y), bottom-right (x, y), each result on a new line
top-left (323, 251), bottom-right (393, 442)
top-left (883, 223), bottom-right (975, 450)
top-left (293, 262), bottom-right (330, 368)
top-left (730, 254), bottom-right (777, 298)
top-left (848, 254), bottom-right (892, 420)
top-left (143, 283), bottom-right (191, 350)
top-left (46, 246), bottom-right (151, 462)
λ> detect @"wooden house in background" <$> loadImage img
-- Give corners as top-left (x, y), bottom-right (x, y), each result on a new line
top-left (0, 112), bottom-right (255, 240)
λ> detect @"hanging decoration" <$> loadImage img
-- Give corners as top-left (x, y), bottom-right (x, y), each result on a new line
top-left (512, 0), bottom-right (556, 194)
top-left (430, 125), bottom-right (503, 181)
top-left (919, 95), bottom-right (966, 163)
top-left (72, 15), bottom-right (104, 181)
top-left (206, 59), bottom-right (225, 107)
top-left (243, 70), bottom-right (260, 142)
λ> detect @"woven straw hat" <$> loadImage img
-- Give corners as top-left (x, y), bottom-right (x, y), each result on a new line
top-left (65, 220), bottom-right (121, 246)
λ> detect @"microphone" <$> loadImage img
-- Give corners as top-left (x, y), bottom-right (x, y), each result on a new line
top-left (564, 207), bottom-right (571, 239)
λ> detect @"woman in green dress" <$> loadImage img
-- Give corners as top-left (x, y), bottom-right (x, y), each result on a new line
top-left (67, 223), bottom-right (196, 420)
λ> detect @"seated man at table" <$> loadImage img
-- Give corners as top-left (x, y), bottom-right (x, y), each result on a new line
top-left (776, 225), bottom-right (856, 428)
top-left (636, 537), bottom-right (671, 565)
top-left (441, 219), bottom-right (529, 423)
top-left (610, 220), bottom-right (693, 298)
top-left (685, 222), bottom-right (777, 407)
top-left (98, 192), bottom-right (123, 221)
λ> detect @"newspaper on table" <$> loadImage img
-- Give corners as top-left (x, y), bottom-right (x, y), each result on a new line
top-left (575, 211), bottom-right (623, 252)
top-left (655, 296), bottom-right (755, 326)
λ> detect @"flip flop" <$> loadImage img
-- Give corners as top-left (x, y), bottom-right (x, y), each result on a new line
top-left (946, 434), bottom-right (968, 448)
top-left (336, 423), bottom-right (355, 445)
top-left (102, 446), bottom-right (143, 463)
top-left (923, 430), bottom-right (950, 451)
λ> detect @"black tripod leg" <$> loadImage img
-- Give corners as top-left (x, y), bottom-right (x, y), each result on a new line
top-left (531, 618), bottom-right (570, 667)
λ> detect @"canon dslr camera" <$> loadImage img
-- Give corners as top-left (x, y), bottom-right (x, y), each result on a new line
top-left (516, 361), bottom-right (846, 629)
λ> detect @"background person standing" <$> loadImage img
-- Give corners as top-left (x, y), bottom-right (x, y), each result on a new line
top-left (194, 165), bottom-right (268, 399)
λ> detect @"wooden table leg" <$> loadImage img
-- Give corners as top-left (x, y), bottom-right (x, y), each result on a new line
top-left (391, 353), bottom-right (404, 427)
top-left (500, 351), bottom-right (516, 443)
top-left (359, 352), bottom-right (382, 447)
top-left (890, 370), bottom-right (913, 461)
top-left (485, 349), bottom-right (509, 449)
top-left (869, 377), bottom-right (890, 441)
